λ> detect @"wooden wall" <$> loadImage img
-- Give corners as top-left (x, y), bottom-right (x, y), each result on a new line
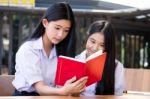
top-left (125, 68), bottom-right (150, 92)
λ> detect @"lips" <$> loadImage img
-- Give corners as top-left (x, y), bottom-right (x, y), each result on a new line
top-left (87, 49), bottom-right (97, 55)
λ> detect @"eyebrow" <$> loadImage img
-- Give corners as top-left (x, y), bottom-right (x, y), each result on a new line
top-left (55, 24), bottom-right (70, 29)
top-left (89, 37), bottom-right (96, 41)
top-left (90, 37), bottom-right (104, 44)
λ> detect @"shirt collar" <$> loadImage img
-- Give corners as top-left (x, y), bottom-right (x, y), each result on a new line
top-left (32, 37), bottom-right (57, 58)
top-left (32, 37), bottom-right (43, 50)
top-left (49, 45), bottom-right (57, 59)
top-left (80, 50), bottom-right (87, 60)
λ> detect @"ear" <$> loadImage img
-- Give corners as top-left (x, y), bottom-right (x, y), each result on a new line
top-left (42, 19), bottom-right (48, 28)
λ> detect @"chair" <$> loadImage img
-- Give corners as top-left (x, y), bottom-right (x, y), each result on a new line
top-left (0, 75), bottom-right (15, 96)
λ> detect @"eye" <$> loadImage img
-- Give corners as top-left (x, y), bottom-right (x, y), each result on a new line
top-left (100, 44), bottom-right (104, 47)
top-left (90, 39), bottom-right (95, 44)
top-left (64, 29), bottom-right (69, 33)
top-left (91, 41), bottom-right (95, 44)
top-left (55, 27), bottom-right (60, 30)
top-left (99, 44), bottom-right (105, 50)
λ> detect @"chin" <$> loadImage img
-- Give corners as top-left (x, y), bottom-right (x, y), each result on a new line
top-left (52, 41), bottom-right (60, 45)
top-left (53, 38), bottom-right (63, 43)
top-left (53, 42), bottom-right (58, 45)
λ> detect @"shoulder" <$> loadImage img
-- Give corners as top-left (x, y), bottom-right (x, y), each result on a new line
top-left (114, 60), bottom-right (125, 95)
top-left (16, 39), bottom-right (40, 57)
top-left (15, 39), bottom-right (42, 64)
top-left (18, 40), bottom-right (34, 52)
top-left (115, 60), bottom-right (124, 70)
top-left (115, 60), bottom-right (124, 75)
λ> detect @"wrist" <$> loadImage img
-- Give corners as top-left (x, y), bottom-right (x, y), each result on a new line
top-left (58, 87), bottom-right (69, 96)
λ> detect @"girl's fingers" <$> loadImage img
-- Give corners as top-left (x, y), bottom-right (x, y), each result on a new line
top-left (63, 76), bottom-right (88, 95)
top-left (74, 76), bottom-right (88, 85)
top-left (73, 77), bottom-right (87, 92)
top-left (79, 86), bottom-right (86, 92)
top-left (65, 76), bottom-right (76, 84)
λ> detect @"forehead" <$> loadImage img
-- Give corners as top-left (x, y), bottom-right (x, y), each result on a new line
top-left (89, 32), bottom-right (104, 42)
top-left (50, 19), bottom-right (71, 28)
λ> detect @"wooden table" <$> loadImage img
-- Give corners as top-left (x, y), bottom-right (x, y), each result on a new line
top-left (0, 94), bottom-right (150, 99)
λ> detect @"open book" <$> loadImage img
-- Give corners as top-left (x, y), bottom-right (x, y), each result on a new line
top-left (55, 50), bottom-right (107, 86)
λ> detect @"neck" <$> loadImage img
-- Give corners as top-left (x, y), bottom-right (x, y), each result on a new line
top-left (42, 34), bottom-right (53, 57)
top-left (86, 51), bottom-right (90, 58)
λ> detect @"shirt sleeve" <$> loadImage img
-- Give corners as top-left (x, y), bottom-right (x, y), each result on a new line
top-left (15, 43), bottom-right (43, 87)
top-left (115, 61), bottom-right (125, 95)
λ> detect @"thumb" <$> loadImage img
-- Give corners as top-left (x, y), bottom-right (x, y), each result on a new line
top-left (65, 76), bottom-right (76, 84)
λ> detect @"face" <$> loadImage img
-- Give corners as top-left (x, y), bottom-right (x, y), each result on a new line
top-left (43, 19), bottom-right (71, 44)
top-left (86, 32), bottom-right (105, 57)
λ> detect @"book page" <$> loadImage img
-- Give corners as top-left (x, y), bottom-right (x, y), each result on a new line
top-left (85, 51), bottom-right (106, 86)
top-left (59, 55), bottom-right (85, 63)
top-left (86, 50), bottom-right (103, 62)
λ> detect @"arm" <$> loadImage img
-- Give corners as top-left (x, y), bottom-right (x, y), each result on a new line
top-left (33, 81), bottom-right (62, 95)
top-left (34, 76), bottom-right (88, 96)
top-left (115, 61), bottom-right (125, 95)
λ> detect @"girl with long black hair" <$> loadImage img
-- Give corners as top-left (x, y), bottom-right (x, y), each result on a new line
top-left (76, 20), bottom-right (124, 96)
top-left (12, 2), bottom-right (87, 96)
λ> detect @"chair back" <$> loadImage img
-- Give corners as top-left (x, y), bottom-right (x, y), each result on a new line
top-left (0, 75), bottom-right (15, 96)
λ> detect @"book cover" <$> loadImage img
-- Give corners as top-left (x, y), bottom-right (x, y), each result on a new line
top-left (55, 50), bottom-right (107, 86)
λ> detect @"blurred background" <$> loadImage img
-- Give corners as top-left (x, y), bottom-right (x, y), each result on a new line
top-left (0, 0), bottom-right (150, 75)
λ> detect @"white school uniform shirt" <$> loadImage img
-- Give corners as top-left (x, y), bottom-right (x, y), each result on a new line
top-left (75, 50), bottom-right (125, 96)
top-left (12, 37), bottom-right (58, 92)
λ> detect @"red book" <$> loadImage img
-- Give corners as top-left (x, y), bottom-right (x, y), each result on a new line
top-left (55, 50), bottom-right (107, 86)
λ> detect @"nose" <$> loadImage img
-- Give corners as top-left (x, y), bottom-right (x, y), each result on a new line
top-left (57, 30), bottom-right (64, 38)
top-left (93, 45), bottom-right (99, 52)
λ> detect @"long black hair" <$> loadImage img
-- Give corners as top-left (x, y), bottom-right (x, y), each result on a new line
top-left (87, 20), bottom-right (116, 95)
top-left (29, 2), bottom-right (76, 57)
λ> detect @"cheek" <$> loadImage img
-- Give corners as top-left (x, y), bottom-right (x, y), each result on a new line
top-left (62, 33), bottom-right (68, 39)
top-left (86, 40), bottom-right (93, 48)
top-left (86, 41), bottom-right (92, 50)
top-left (45, 26), bottom-right (50, 34)
top-left (85, 41), bottom-right (89, 49)
top-left (46, 32), bottom-right (53, 40)
top-left (46, 27), bottom-right (55, 36)
top-left (86, 43), bottom-right (93, 56)
top-left (100, 47), bottom-right (105, 51)
top-left (97, 45), bottom-right (105, 51)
